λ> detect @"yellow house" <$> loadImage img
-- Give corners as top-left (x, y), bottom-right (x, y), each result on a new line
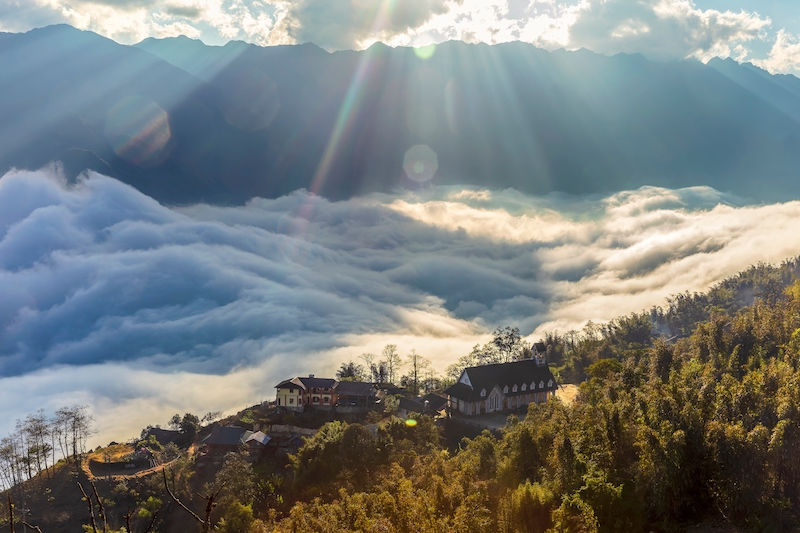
top-left (275, 379), bottom-right (303, 411)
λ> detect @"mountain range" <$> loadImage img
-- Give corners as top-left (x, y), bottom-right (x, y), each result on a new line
top-left (3, 24), bottom-right (800, 204)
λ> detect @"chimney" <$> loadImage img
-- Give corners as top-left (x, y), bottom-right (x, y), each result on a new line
top-left (309, 374), bottom-right (315, 378)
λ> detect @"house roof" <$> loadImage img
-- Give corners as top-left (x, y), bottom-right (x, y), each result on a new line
top-left (334, 381), bottom-right (376, 396)
top-left (146, 427), bottom-right (181, 444)
top-left (274, 376), bottom-right (337, 390)
top-left (245, 431), bottom-right (271, 446)
top-left (296, 376), bottom-right (336, 389)
top-left (275, 379), bottom-right (303, 390)
top-left (444, 359), bottom-right (557, 403)
top-left (419, 393), bottom-right (448, 411)
top-left (533, 342), bottom-right (547, 354)
top-left (398, 397), bottom-right (424, 413)
top-left (201, 426), bottom-right (252, 446)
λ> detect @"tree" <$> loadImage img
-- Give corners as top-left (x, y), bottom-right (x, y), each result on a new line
top-left (492, 326), bottom-right (522, 362)
top-left (405, 350), bottom-right (431, 395)
top-left (382, 344), bottom-right (403, 385)
top-left (359, 353), bottom-right (377, 381)
top-left (214, 452), bottom-right (257, 510)
top-left (54, 405), bottom-right (93, 461)
top-left (179, 414), bottom-right (201, 444)
top-left (201, 411), bottom-right (222, 425)
top-left (167, 414), bottom-right (182, 430)
top-left (336, 361), bottom-right (365, 381)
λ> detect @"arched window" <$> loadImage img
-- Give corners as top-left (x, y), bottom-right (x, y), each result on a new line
top-left (548, 379), bottom-right (553, 388)
top-left (521, 383), bottom-right (527, 391)
top-left (531, 381), bottom-right (537, 389)
top-left (481, 388), bottom-right (487, 397)
top-left (503, 385), bottom-right (509, 393)
top-left (539, 381), bottom-right (545, 389)
top-left (512, 384), bottom-right (518, 392)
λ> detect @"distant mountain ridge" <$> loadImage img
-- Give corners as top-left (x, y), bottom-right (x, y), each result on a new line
top-left (3, 24), bottom-right (800, 204)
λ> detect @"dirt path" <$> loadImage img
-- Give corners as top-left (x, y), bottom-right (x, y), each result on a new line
top-left (83, 444), bottom-right (194, 481)
top-left (556, 384), bottom-right (579, 404)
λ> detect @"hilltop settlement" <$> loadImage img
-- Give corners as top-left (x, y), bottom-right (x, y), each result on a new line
top-left (5, 261), bottom-right (800, 533)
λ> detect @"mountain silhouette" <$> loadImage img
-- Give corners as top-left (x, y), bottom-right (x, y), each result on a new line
top-left (3, 24), bottom-right (800, 204)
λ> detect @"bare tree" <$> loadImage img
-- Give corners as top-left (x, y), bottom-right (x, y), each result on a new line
top-left (381, 344), bottom-right (403, 385)
top-left (163, 468), bottom-right (223, 533)
top-left (359, 353), bottom-right (377, 382)
top-left (406, 349), bottom-right (431, 395)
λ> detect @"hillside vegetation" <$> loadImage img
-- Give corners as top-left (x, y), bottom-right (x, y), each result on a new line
top-left (5, 258), bottom-right (800, 532)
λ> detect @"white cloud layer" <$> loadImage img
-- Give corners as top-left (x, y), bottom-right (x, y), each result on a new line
top-left (2, 0), bottom-right (795, 72)
top-left (2, 167), bottom-right (800, 444)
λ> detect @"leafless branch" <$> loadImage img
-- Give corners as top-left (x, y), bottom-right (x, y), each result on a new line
top-left (8, 493), bottom-right (14, 533)
top-left (142, 509), bottom-right (159, 533)
top-left (90, 481), bottom-right (108, 533)
top-left (162, 469), bottom-right (203, 524)
top-left (77, 482), bottom-right (97, 533)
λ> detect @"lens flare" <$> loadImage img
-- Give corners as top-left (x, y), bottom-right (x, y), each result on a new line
top-left (414, 44), bottom-right (436, 60)
top-left (105, 96), bottom-right (171, 167)
top-left (403, 145), bottom-right (438, 183)
top-left (405, 418), bottom-right (417, 427)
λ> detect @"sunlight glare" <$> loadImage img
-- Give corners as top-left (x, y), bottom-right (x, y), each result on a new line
top-left (105, 96), bottom-right (172, 167)
top-left (413, 43), bottom-right (437, 59)
top-left (403, 145), bottom-right (438, 182)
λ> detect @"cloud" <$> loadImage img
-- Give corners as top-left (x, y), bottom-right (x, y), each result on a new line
top-left (3, 168), bottom-right (800, 443)
top-left (0, 0), bottom-right (775, 65)
top-left (752, 28), bottom-right (800, 75)
top-left (565, 0), bottom-right (770, 61)
top-left (275, 0), bottom-right (455, 50)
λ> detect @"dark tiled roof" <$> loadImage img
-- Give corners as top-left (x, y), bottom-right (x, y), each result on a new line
top-left (147, 427), bottom-right (181, 444)
top-left (295, 376), bottom-right (337, 389)
top-left (445, 383), bottom-right (474, 402)
top-left (201, 426), bottom-right (251, 446)
top-left (398, 397), bottom-right (424, 413)
top-left (444, 359), bottom-right (557, 403)
top-left (334, 381), bottom-right (376, 396)
top-left (533, 342), bottom-right (547, 354)
top-left (274, 379), bottom-right (303, 390)
top-left (274, 376), bottom-right (337, 390)
top-left (419, 393), bottom-right (448, 411)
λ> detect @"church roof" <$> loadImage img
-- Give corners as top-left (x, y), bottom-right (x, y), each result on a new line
top-left (444, 359), bottom-right (557, 403)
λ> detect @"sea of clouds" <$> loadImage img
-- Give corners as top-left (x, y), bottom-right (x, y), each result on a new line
top-left (2, 166), bottom-right (800, 444)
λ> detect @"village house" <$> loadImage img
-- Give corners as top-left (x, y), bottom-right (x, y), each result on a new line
top-left (334, 380), bottom-right (377, 408)
top-left (200, 426), bottom-right (253, 455)
top-left (274, 375), bottom-right (337, 410)
top-left (444, 356), bottom-right (557, 416)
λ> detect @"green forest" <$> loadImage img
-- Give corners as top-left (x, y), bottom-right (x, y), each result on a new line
top-left (5, 259), bottom-right (800, 533)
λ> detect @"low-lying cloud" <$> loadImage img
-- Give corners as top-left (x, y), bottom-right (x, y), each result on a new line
top-left (2, 166), bottom-right (800, 443)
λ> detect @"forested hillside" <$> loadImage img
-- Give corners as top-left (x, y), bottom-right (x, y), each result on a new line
top-left (262, 259), bottom-right (800, 532)
top-left (5, 259), bottom-right (800, 532)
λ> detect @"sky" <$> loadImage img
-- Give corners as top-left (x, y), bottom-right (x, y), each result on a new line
top-left (2, 0), bottom-right (800, 74)
top-left (3, 167), bottom-right (800, 445)
top-left (5, 0), bottom-right (800, 447)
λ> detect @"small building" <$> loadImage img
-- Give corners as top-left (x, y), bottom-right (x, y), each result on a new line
top-left (419, 393), bottom-right (448, 416)
top-left (444, 359), bottom-right (558, 416)
top-left (245, 431), bottom-right (272, 459)
top-left (275, 375), bottom-right (337, 410)
top-left (532, 342), bottom-right (547, 363)
top-left (397, 397), bottom-right (425, 418)
top-left (200, 426), bottom-right (253, 455)
top-left (334, 381), bottom-right (377, 409)
top-left (145, 427), bottom-right (182, 446)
